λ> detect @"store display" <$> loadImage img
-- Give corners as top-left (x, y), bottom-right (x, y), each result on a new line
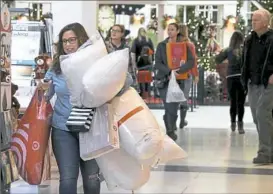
top-left (1, 151), bottom-right (12, 185)
top-left (7, 150), bottom-right (19, 182)
top-left (0, 83), bottom-right (11, 111)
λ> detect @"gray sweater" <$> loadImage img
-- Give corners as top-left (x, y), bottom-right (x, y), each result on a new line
top-left (154, 38), bottom-right (194, 80)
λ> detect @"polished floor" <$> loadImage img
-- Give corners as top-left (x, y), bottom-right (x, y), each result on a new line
top-left (10, 106), bottom-right (273, 194)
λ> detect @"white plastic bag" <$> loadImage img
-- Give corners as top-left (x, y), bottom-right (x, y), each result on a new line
top-left (60, 31), bottom-right (108, 107)
top-left (166, 71), bottom-right (187, 103)
top-left (79, 104), bottom-right (119, 161)
top-left (82, 48), bottom-right (129, 108)
top-left (112, 88), bottom-right (163, 165)
top-left (152, 127), bottom-right (188, 166)
top-left (96, 148), bottom-right (150, 191)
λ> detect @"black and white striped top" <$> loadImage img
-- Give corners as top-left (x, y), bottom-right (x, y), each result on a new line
top-left (66, 107), bottom-right (96, 131)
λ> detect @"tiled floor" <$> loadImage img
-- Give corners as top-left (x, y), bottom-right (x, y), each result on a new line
top-left (10, 106), bottom-right (273, 194)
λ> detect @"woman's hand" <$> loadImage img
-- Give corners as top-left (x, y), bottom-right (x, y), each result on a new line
top-left (37, 80), bottom-right (51, 91)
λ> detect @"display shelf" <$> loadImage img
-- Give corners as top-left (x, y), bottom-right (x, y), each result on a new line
top-left (1, 3), bottom-right (14, 194)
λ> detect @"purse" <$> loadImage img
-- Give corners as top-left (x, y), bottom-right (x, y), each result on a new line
top-left (66, 107), bottom-right (96, 132)
top-left (154, 77), bottom-right (168, 89)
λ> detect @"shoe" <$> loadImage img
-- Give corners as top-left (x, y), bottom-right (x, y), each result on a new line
top-left (167, 131), bottom-right (178, 141)
top-left (231, 122), bottom-right (236, 132)
top-left (253, 155), bottom-right (271, 164)
top-left (237, 121), bottom-right (245, 134)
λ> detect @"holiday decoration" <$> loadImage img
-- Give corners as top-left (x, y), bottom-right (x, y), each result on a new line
top-left (186, 10), bottom-right (212, 71)
top-left (259, 0), bottom-right (273, 13)
top-left (161, 14), bottom-right (180, 30)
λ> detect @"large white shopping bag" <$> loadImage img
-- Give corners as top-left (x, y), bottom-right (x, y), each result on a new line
top-left (152, 127), bottom-right (188, 166)
top-left (96, 148), bottom-right (150, 191)
top-left (79, 103), bottom-right (119, 161)
top-left (112, 87), bottom-right (163, 165)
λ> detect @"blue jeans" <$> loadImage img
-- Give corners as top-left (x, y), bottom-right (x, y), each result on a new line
top-left (52, 128), bottom-right (101, 194)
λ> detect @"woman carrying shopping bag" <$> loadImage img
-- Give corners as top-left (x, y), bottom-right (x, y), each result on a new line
top-left (154, 23), bottom-right (194, 141)
top-left (38, 23), bottom-right (102, 194)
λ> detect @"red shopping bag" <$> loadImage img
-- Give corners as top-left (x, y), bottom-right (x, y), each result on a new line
top-left (11, 89), bottom-right (53, 185)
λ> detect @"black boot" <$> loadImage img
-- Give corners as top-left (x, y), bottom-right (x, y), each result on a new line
top-left (237, 121), bottom-right (245, 134)
top-left (163, 114), bottom-right (178, 141)
top-left (179, 107), bottom-right (188, 129)
top-left (231, 122), bottom-right (236, 132)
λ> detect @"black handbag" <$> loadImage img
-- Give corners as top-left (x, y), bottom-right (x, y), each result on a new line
top-left (66, 107), bottom-right (96, 133)
top-left (154, 77), bottom-right (168, 89)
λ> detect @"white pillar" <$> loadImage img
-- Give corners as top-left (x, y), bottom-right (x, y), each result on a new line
top-left (51, 1), bottom-right (98, 40)
top-left (157, 4), bottom-right (164, 43)
top-left (222, 3), bottom-right (237, 48)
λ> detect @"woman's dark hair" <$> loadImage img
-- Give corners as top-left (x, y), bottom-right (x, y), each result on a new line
top-left (229, 30), bottom-right (244, 50)
top-left (52, 22), bottom-right (89, 74)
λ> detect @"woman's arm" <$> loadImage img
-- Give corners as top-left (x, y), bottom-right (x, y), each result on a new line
top-left (44, 70), bottom-right (55, 101)
top-left (215, 49), bottom-right (228, 65)
top-left (155, 43), bottom-right (171, 76)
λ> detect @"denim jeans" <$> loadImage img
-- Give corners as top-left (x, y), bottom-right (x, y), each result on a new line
top-left (52, 128), bottom-right (101, 194)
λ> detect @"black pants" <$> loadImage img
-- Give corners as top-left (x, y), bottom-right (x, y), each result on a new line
top-left (158, 80), bottom-right (186, 132)
top-left (227, 77), bottom-right (246, 122)
top-left (52, 128), bottom-right (101, 194)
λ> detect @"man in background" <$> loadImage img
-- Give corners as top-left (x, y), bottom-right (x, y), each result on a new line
top-left (241, 9), bottom-right (273, 164)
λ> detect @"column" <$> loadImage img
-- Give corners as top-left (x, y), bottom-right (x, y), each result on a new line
top-left (51, 1), bottom-right (98, 39)
top-left (157, 4), bottom-right (164, 43)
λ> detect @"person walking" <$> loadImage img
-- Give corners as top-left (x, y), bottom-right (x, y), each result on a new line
top-left (216, 31), bottom-right (246, 134)
top-left (241, 9), bottom-right (273, 164)
top-left (154, 23), bottom-right (194, 140)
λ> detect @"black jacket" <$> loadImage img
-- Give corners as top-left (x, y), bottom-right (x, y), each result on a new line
top-left (215, 47), bottom-right (242, 78)
top-left (154, 38), bottom-right (194, 80)
top-left (241, 29), bottom-right (273, 90)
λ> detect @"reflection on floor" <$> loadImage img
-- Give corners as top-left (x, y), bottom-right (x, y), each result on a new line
top-left (10, 106), bottom-right (273, 193)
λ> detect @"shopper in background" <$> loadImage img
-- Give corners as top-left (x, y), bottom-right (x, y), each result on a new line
top-left (241, 9), bottom-right (273, 164)
top-left (131, 28), bottom-right (154, 98)
top-left (105, 24), bottom-right (138, 91)
top-left (177, 24), bottom-right (199, 129)
top-left (154, 23), bottom-right (194, 141)
top-left (215, 31), bottom-right (246, 134)
top-left (38, 23), bottom-right (101, 194)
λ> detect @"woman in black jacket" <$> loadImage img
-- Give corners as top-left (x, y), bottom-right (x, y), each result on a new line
top-left (215, 31), bottom-right (245, 134)
top-left (155, 23), bottom-right (194, 140)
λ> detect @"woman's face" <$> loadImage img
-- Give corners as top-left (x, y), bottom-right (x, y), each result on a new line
top-left (167, 25), bottom-right (179, 38)
top-left (111, 26), bottom-right (123, 40)
top-left (62, 30), bottom-right (79, 54)
top-left (140, 29), bottom-right (146, 36)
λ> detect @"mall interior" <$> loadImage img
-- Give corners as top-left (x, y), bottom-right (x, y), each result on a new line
top-left (1, 0), bottom-right (273, 194)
